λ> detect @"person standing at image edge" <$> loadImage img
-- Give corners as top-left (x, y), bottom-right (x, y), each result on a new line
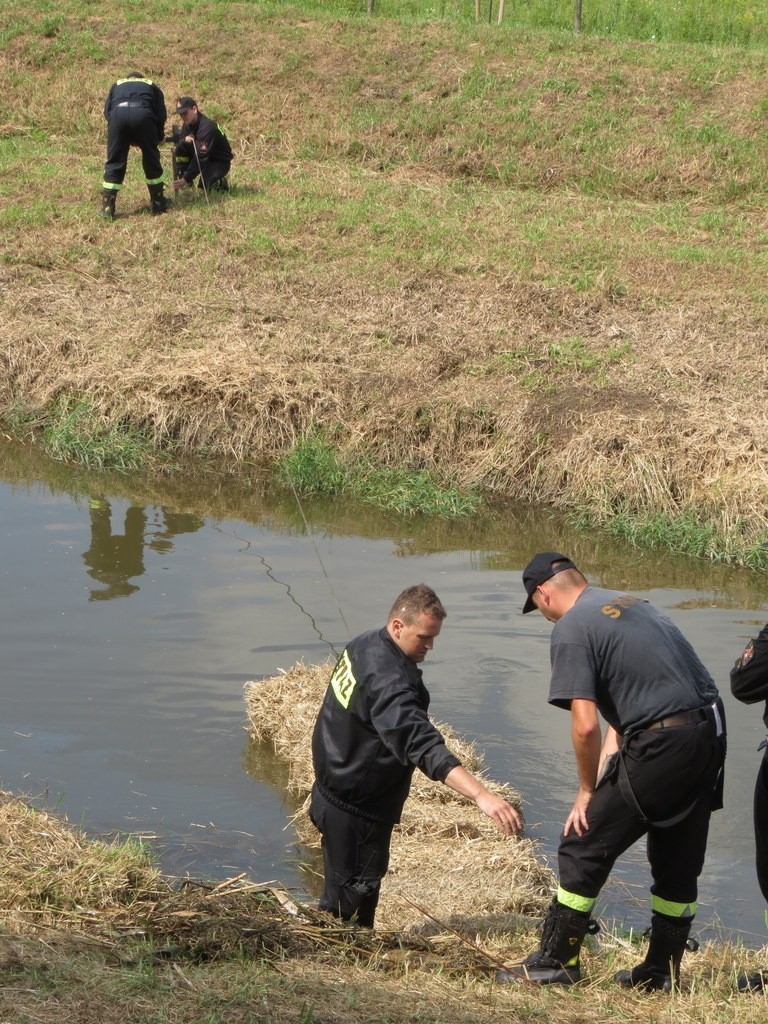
top-left (101, 72), bottom-right (169, 219)
top-left (496, 553), bottom-right (726, 990)
top-left (730, 620), bottom-right (768, 992)
top-left (310, 583), bottom-right (523, 928)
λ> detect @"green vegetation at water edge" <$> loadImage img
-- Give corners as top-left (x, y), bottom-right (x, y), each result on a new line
top-left (23, 399), bottom-right (161, 473)
top-left (571, 507), bottom-right (768, 570)
top-left (278, 435), bottom-right (481, 518)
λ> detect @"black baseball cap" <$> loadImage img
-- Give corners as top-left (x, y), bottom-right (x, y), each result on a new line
top-left (522, 552), bottom-right (578, 614)
top-left (175, 96), bottom-right (197, 113)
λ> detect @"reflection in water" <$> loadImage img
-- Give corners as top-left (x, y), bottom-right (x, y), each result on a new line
top-left (84, 500), bottom-right (145, 601)
top-left (1, 437), bottom-right (768, 942)
top-left (1, 434), bottom-right (765, 610)
top-left (82, 498), bottom-right (204, 602)
top-left (242, 736), bottom-right (322, 895)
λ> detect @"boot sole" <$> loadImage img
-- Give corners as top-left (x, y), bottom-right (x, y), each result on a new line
top-left (496, 967), bottom-right (581, 986)
top-left (614, 970), bottom-right (671, 992)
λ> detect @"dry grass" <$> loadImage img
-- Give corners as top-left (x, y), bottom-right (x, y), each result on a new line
top-left (0, 793), bottom-right (163, 930)
top-left (0, 789), bottom-right (766, 1022)
top-left (244, 662), bottom-right (555, 933)
top-left (2, 3), bottom-right (768, 557)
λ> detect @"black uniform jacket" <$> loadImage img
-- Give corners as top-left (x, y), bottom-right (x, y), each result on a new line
top-left (312, 628), bottom-right (461, 824)
top-left (104, 77), bottom-right (166, 140)
top-left (731, 622), bottom-right (768, 728)
top-left (182, 112), bottom-right (233, 179)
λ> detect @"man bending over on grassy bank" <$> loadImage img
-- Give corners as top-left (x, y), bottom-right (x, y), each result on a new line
top-left (101, 72), bottom-right (169, 218)
top-left (497, 553), bottom-right (726, 991)
top-left (310, 584), bottom-right (523, 928)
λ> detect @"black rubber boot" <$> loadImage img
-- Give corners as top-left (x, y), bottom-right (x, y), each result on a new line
top-left (148, 183), bottom-right (169, 215)
top-left (614, 913), bottom-right (694, 992)
top-left (736, 970), bottom-right (768, 992)
top-left (100, 188), bottom-right (116, 220)
top-left (496, 900), bottom-right (595, 986)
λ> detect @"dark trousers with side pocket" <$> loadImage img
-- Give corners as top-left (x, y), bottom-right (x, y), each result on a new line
top-left (559, 718), bottom-right (723, 909)
top-left (104, 108), bottom-right (163, 185)
top-left (309, 785), bottom-right (393, 927)
top-left (753, 747), bottom-right (768, 903)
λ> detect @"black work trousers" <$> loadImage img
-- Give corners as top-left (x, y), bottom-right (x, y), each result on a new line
top-left (559, 716), bottom-right (724, 911)
top-left (175, 141), bottom-right (230, 189)
top-left (309, 785), bottom-right (393, 927)
top-left (753, 746), bottom-right (768, 903)
top-left (104, 108), bottom-right (163, 186)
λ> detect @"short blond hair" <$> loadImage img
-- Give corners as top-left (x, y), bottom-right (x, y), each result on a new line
top-left (387, 584), bottom-right (446, 625)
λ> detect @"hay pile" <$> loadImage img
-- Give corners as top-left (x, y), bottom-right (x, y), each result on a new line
top-left (0, 792), bottom-right (507, 971)
top-left (0, 793), bottom-right (163, 932)
top-left (244, 663), bottom-right (554, 933)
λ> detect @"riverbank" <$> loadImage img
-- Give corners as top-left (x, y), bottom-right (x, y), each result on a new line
top-left (3, 0), bottom-right (768, 566)
top-left (0, 776), bottom-right (764, 1024)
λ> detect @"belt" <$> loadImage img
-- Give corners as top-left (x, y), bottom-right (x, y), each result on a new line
top-left (116, 101), bottom-right (144, 108)
top-left (646, 708), bottom-right (708, 730)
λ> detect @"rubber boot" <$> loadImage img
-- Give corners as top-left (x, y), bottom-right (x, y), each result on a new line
top-left (614, 913), bottom-right (694, 992)
top-left (100, 188), bottom-right (116, 220)
top-left (496, 900), bottom-right (595, 985)
top-left (736, 970), bottom-right (768, 993)
top-left (148, 183), bottom-right (169, 215)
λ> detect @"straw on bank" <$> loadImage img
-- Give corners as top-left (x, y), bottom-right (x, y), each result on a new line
top-left (244, 662), bottom-right (554, 932)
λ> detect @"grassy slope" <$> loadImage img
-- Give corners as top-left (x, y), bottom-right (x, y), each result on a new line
top-left (0, 790), bottom-right (766, 1024)
top-left (4, 9), bottom-right (768, 1017)
top-left (2, 1), bottom-right (768, 566)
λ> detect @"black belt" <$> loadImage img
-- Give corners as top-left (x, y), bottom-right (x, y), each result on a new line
top-left (646, 708), bottom-right (707, 730)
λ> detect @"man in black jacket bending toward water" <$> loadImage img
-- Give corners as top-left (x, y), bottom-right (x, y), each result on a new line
top-left (310, 583), bottom-right (523, 927)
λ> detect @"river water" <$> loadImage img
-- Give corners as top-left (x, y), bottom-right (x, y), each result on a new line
top-left (1, 439), bottom-right (767, 946)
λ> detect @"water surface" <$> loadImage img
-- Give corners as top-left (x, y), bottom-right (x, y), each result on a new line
top-left (1, 439), bottom-right (766, 945)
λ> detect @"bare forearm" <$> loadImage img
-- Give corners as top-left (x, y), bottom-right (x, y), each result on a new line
top-left (443, 766), bottom-right (523, 836)
top-left (443, 765), bottom-right (485, 800)
top-left (565, 698), bottom-right (601, 837)
top-left (573, 727), bottom-right (601, 793)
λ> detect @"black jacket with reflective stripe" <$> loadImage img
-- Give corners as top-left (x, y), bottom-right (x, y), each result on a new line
top-left (311, 628), bottom-right (460, 823)
top-left (731, 622), bottom-right (768, 728)
top-left (182, 112), bottom-right (232, 178)
top-left (104, 77), bottom-right (166, 138)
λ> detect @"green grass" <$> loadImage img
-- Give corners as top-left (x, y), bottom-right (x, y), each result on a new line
top-left (212, 0), bottom-right (768, 48)
top-left (6, 0), bottom-right (768, 48)
top-left (23, 399), bottom-right (160, 472)
top-left (569, 507), bottom-right (768, 570)
top-left (2, 0), bottom-right (768, 564)
top-left (278, 434), bottom-right (480, 518)
top-left (488, 337), bottom-right (633, 392)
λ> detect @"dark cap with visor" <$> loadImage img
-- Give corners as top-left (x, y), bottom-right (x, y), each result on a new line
top-left (522, 552), bottom-right (579, 614)
top-left (175, 96), bottom-right (197, 113)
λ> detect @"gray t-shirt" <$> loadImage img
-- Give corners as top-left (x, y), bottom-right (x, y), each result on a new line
top-left (548, 586), bottom-right (718, 734)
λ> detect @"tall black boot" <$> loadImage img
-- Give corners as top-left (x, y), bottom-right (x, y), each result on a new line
top-left (148, 183), bottom-right (169, 215)
top-left (496, 899), bottom-right (595, 985)
top-left (100, 188), bottom-right (116, 220)
top-left (614, 913), bottom-right (694, 992)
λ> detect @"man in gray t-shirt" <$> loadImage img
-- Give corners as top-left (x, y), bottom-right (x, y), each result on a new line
top-left (497, 553), bottom-right (725, 992)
